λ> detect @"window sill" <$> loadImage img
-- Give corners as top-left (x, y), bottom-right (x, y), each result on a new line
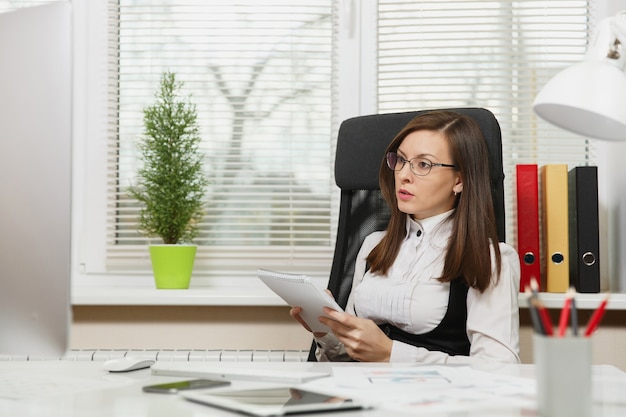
top-left (72, 274), bottom-right (626, 309)
top-left (71, 274), bottom-right (301, 307)
top-left (72, 286), bottom-right (287, 306)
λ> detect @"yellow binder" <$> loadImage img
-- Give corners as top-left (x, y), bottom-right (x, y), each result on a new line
top-left (540, 164), bottom-right (569, 293)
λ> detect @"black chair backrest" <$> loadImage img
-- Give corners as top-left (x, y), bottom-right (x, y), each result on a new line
top-left (329, 108), bottom-right (505, 310)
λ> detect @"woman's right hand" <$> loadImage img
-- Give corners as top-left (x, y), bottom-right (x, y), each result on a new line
top-left (289, 307), bottom-right (327, 338)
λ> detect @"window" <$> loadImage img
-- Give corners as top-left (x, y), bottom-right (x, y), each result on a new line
top-left (76, 0), bottom-right (596, 287)
top-left (0, 0), bottom-right (53, 12)
top-left (374, 0), bottom-right (595, 241)
top-left (99, 1), bottom-right (336, 281)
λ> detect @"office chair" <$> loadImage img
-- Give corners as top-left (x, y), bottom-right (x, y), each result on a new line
top-left (307, 108), bottom-right (505, 361)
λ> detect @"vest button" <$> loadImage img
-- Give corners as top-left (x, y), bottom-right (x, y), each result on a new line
top-left (383, 325), bottom-right (391, 336)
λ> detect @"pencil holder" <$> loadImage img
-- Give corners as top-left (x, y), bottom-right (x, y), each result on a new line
top-left (533, 334), bottom-right (592, 417)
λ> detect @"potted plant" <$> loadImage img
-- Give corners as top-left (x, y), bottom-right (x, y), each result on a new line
top-left (128, 71), bottom-right (208, 289)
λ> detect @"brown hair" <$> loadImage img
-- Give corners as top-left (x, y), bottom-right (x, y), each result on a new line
top-left (365, 110), bottom-right (501, 292)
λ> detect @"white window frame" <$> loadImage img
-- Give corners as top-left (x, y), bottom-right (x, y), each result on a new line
top-left (72, 0), bottom-right (361, 302)
top-left (72, 0), bottom-right (601, 304)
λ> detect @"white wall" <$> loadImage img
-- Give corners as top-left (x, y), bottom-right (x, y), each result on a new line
top-left (71, 305), bottom-right (626, 370)
top-left (71, 306), bottom-right (313, 351)
top-left (596, 1), bottom-right (626, 291)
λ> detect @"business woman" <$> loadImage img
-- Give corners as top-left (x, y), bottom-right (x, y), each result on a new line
top-left (290, 110), bottom-right (520, 364)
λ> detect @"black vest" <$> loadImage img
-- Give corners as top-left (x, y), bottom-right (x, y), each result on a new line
top-left (377, 278), bottom-right (470, 356)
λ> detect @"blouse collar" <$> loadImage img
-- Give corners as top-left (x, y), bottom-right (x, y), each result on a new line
top-left (404, 209), bottom-right (455, 242)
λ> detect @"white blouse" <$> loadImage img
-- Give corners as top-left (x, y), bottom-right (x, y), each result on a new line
top-left (315, 210), bottom-right (521, 365)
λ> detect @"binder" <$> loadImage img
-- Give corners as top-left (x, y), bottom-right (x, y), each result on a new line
top-left (516, 164), bottom-right (541, 292)
top-left (568, 166), bottom-right (600, 293)
top-left (540, 164), bottom-right (569, 293)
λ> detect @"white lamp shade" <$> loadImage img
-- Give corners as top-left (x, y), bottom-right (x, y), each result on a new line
top-left (533, 59), bottom-right (626, 141)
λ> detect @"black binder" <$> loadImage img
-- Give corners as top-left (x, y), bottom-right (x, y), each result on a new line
top-left (568, 166), bottom-right (600, 293)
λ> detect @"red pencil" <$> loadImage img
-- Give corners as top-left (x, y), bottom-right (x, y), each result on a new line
top-left (584, 293), bottom-right (610, 337)
top-left (558, 288), bottom-right (574, 337)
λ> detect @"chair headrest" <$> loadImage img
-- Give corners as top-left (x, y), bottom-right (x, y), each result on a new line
top-left (334, 108), bottom-right (503, 191)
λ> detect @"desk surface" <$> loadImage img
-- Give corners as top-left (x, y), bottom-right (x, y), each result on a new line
top-left (1, 361), bottom-right (625, 416)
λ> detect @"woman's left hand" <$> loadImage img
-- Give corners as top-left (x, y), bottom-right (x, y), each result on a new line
top-left (319, 307), bottom-right (393, 362)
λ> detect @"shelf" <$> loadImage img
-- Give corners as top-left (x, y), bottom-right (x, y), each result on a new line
top-left (73, 277), bottom-right (626, 310)
top-left (518, 292), bottom-right (624, 310)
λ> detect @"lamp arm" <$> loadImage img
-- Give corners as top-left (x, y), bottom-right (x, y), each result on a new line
top-left (609, 11), bottom-right (626, 59)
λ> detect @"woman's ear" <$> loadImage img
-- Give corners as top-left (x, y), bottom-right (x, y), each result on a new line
top-left (452, 177), bottom-right (463, 195)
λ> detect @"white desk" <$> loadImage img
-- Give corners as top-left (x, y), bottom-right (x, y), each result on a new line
top-left (1, 360), bottom-right (625, 416)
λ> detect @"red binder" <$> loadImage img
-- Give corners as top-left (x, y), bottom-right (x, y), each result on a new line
top-left (516, 165), bottom-right (541, 292)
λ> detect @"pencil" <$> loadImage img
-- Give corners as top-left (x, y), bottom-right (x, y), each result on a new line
top-left (558, 288), bottom-right (574, 337)
top-left (570, 292), bottom-right (579, 336)
top-left (533, 297), bottom-right (554, 336)
top-left (530, 276), bottom-right (540, 297)
top-left (584, 293), bottom-right (610, 337)
top-left (525, 286), bottom-right (545, 335)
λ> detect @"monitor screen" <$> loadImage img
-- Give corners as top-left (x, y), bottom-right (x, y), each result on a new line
top-left (0, 1), bottom-right (72, 357)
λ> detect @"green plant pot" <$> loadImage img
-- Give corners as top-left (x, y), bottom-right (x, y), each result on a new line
top-left (149, 245), bottom-right (197, 289)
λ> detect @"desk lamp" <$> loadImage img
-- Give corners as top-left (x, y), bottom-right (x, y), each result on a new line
top-left (533, 10), bottom-right (626, 141)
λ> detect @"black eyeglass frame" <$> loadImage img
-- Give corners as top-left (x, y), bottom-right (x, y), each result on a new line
top-left (386, 152), bottom-right (457, 176)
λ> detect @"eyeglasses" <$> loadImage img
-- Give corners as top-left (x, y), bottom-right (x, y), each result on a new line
top-left (386, 152), bottom-right (457, 176)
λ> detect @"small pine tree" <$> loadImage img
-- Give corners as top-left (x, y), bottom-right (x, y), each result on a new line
top-left (128, 71), bottom-right (208, 244)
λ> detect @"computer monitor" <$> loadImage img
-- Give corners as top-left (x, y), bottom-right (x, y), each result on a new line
top-left (0, 1), bottom-right (72, 357)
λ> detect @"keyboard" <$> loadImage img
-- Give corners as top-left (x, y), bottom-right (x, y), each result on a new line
top-left (0, 349), bottom-right (310, 362)
top-left (0, 350), bottom-right (310, 401)
top-left (151, 361), bottom-right (329, 384)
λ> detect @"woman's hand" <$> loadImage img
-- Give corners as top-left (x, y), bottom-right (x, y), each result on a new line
top-left (289, 307), bottom-right (327, 338)
top-left (319, 307), bottom-right (393, 362)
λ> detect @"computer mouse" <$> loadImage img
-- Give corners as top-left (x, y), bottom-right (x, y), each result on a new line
top-left (102, 356), bottom-right (156, 372)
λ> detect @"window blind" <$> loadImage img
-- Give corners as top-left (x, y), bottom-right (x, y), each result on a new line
top-left (0, 0), bottom-right (57, 13)
top-left (375, 0), bottom-right (595, 248)
top-left (107, 1), bottom-right (335, 278)
top-left (104, 0), bottom-right (596, 281)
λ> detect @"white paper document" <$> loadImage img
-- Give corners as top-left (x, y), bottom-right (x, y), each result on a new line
top-left (257, 269), bottom-right (343, 333)
top-left (300, 365), bottom-right (536, 414)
